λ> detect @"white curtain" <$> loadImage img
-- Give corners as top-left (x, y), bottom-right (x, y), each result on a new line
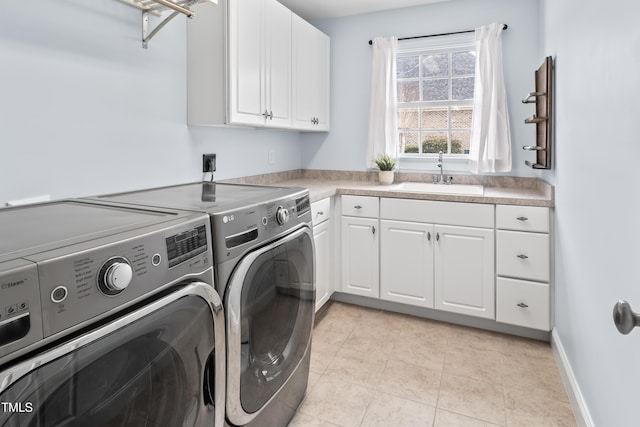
top-left (366, 37), bottom-right (398, 169)
top-left (468, 23), bottom-right (512, 173)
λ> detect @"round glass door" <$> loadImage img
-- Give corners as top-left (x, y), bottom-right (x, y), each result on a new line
top-left (0, 293), bottom-right (217, 427)
top-left (238, 231), bottom-right (314, 414)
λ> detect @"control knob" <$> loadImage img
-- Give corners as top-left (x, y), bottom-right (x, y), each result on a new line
top-left (275, 206), bottom-right (290, 225)
top-left (98, 257), bottom-right (133, 295)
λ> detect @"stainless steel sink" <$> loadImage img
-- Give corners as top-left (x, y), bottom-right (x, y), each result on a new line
top-left (390, 182), bottom-right (484, 196)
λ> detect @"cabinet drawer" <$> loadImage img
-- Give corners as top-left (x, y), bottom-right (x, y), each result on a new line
top-left (496, 205), bottom-right (549, 233)
top-left (380, 198), bottom-right (494, 228)
top-left (497, 231), bottom-right (550, 282)
top-left (311, 198), bottom-right (331, 225)
top-left (497, 277), bottom-right (550, 331)
top-left (341, 195), bottom-right (379, 218)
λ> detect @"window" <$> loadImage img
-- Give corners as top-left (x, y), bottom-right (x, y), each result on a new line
top-left (396, 34), bottom-right (476, 158)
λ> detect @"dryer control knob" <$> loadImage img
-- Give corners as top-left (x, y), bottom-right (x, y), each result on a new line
top-left (276, 206), bottom-right (290, 225)
top-left (99, 257), bottom-right (133, 295)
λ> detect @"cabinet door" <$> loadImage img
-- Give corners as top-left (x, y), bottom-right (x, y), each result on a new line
top-left (227, 0), bottom-right (265, 125)
top-left (380, 220), bottom-right (434, 308)
top-left (264, 0), bottom-right (292, 127)
top-left (341, 217), bottom-right (379, 298)
top-left (434, 225), bottom-right (495, 319)
top-left (313, 220), bottom-right (331, 312)
top-left (292, 14), bottom-right (330, 131)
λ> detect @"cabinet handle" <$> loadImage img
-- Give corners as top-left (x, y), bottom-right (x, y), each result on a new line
top-left (517, 254), bottom-right (529, 260)
top-left (354, 205), bottom-right (362, 209)
top-left (517, 302), bottom-right (529, 308)
top-left (317, 211), bottom-right (324, 216)
top-left (427, 232), bottom-right (431, 241)
top-left (262, 110), bottom-right (270, 119)
top-left (516, 216), bottom-right (529, 222)
top-left (372, 226), bottom-right (376, 235)
top-left (269, 111), bottom-right (274, 120)
top-left (436, 232), bottom-right (440, 242)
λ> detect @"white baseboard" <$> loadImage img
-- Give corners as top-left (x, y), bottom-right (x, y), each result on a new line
top-left (551, 329), bottom-right (595, 427)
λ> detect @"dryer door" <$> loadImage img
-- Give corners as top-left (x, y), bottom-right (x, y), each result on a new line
top-left (0, 282), bottom-right (225, 427)
top-left (226, 226), bottom-right (315, 425)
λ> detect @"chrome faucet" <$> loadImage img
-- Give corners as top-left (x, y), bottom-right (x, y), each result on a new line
top-left (433, 151), bottom-right (452, 185)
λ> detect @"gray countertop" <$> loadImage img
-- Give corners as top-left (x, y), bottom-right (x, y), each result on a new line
top-left (269, 178), bottom-right (553, 207)
top-left (223, 170), bottom-right (554, 207)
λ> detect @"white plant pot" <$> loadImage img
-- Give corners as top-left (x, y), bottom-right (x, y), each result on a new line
top-left (378, 171), bottom-right (395, 185)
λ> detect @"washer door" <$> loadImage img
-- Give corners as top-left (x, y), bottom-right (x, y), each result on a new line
top-left (226, 226), bottom-right (314, 425)
top-left (0, 282), bottom-right (225, 427)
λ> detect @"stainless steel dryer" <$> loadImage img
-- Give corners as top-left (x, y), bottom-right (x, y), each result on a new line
top-left (0, 200), bottom-right (225, 427)
top-left (91, 182), bottom-right (315, 427)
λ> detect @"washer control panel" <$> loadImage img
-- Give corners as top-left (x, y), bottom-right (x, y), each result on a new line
top-left (211, 190), bottom-right (311, 264)
top-left (28, 215), bottom-right (213, 339)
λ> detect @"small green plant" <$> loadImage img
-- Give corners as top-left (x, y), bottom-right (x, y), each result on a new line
top-left (374, 153), bottom-right (397, 171)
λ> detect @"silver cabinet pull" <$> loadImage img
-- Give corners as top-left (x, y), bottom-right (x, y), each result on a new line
top-left (436, 232), bottom-right (440, 242)
top-left (517, 254), bottom-right (529, 260)
top-left (517, 302), bottom-right (529, 308)
top-left (269, 111), bottom-right (274, 120)
top-left (372, 226), bottom-right (376, 235)
top-left (354, 205), bottom-right (362, 209)
top-left (517, 216), bottom-right (529, 222)
top-left (317, 211), bottom-right (324, 216)
top-left (262, 110), bottom-right (270, 119)
top-left (427, 232), bottom-right (431, 241)
top-left (613, 300), bottom-right (640, 335)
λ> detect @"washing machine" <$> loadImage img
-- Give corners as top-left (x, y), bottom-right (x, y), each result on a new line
top-left (0, 200), bottom-right (225, 427)
top-left (91, 182), bottom-right (315, 427)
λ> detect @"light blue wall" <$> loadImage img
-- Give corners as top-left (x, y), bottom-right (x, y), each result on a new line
top-left (0, 0), bottom-right (303, 205)
top-left (302, 0), bottom-right (543, 176)
top-left (541, 0), bottom-right (640, 424)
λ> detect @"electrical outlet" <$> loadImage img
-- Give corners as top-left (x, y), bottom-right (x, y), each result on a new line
top-left (202, 154), bottom-right (216, 173)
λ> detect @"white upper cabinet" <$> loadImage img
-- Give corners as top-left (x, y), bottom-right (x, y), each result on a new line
top-left (187, 0), bottom-right (329, 131)
top-left (228, 0), bottom-right (291, 127)
top-left (292, 14), bottom-right (330, 131)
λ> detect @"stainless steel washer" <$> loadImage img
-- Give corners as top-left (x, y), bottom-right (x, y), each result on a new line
top-left (0, 200), bottom-right (225, 427)
top-left (91, 182), bottom-right (315, 427)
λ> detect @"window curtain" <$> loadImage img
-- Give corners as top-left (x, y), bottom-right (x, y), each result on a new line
top-left (366, 37), bottom-right (398, 169)
top-left (468, 23), bottom-right (512, 173)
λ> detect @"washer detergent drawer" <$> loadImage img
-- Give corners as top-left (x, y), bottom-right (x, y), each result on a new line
top-left (0, 260), bottom-right (42, 364)
top-left (0, 282), bottom-right (225, 427)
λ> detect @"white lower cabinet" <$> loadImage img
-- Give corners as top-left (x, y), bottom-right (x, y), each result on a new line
top-left (495, 205), bottom-right (552, 331)
top-left (312, 197), bottom-right (332, 312)
top-left (380, 220), bottom-right (434, 307)
top-left (313, 219), bottom-right (331, 311)
top-left (496, 277), bottom-right (550, 330)
top-left (340, 197), bottom-right (552, 330)
top-left (341, 216), bottom-right (379, 298)
top-left (434, 225), bottom-right (495, 319)
top-left (379, 198), bottom-right (495, 319)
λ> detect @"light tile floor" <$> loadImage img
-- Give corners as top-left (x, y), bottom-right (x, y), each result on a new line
top-left (289, 302), bottom-right (576, 427)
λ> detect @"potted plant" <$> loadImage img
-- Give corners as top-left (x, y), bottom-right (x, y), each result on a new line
top-left (374, 154), bottom-right (397, 185)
